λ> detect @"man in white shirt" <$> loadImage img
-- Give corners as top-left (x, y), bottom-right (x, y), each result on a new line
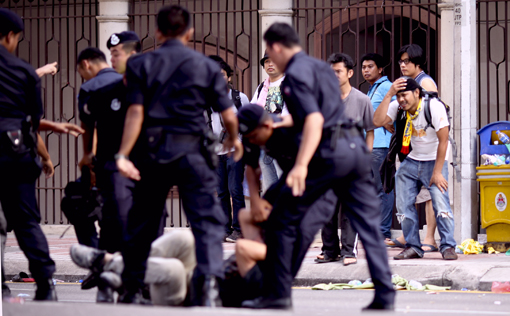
top-left (373, 77), bottom-right (457, 260)
top-left (209, 57), bottom-right (250, 242)
top-left (251, 52), bottom-right (289, 193)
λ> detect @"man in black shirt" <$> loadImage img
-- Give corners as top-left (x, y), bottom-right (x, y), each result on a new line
top-left (0, 8), bottom-right (84, 301)
top-left (115, 5), bottom-right (242, 306)
top-left (240, 23), bottom-right (395, 311)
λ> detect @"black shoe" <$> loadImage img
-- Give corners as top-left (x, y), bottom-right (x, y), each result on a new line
top-left (226, 231), bottom-right (242, 243)
top-left (241, 296), bottom-right (292, 310)
top-left (96, 284), bottom-right (114, 303)
top-left (362, 301), bottom-right (394, 311)
top-left (393, 247), bottom-right (422, 260)
top-left (34, 279), bottom-right (58, 301)
top-left (70, 244), bottom-right (106, 272)
top-left (202, 275), bottom-right (222, 307)
top-left (2, 282), bottom-right (11, 298)
top-left (118, 290), bottom-right (152, 305)
top-left (81, 271), bottom-right (100, 290)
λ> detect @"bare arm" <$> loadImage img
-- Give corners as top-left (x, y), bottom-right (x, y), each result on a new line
top-left (287, 112), bottom-right (324, 196)
top-left (429, 127), bottom-right (449, 193)
top-left (79, 122), bottom-right (95, 169)
top-left (373, 78), bottom-right (406, 127)
top-left (220, 107), bottom-right (243, 162)
top-left (36, 134), bottom-right (54, 178)
top-left (365, 130), bottom-right (374, 151)
top-left (420, 78), bottom-right (438, 93)
top-left (116, 105), bottom-right (144, 180)
top-left (36, 62), bottom-right (58, 78)
top-left (246, 165), bottom-right (272, 223)
top-left (39, 119), bottom-right (84, 137)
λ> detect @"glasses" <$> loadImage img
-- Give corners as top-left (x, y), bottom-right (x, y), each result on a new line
top-left (398, 58), bottom-right (411, 65)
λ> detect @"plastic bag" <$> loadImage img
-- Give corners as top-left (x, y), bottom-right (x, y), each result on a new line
top-left (458, 239), bottom-right (483, 255)
top-left (492, 281), bottom-right (510, 293)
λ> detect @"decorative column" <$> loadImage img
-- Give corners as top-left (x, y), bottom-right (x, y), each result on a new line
top-left (258, 0), bottom-right (293, 81)
top-left (96, 0), bottom-right (130, 65)
top-left (449, 0), bottom-right (478, 242)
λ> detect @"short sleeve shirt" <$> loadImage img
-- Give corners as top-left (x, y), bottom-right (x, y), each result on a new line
top-left (386, 98), bottom-right (449, 161)
top-left (368, 76), bottom-right (395, 148)
top-left (125, 39), bottom-right (232, 136)
top-left (281, 52), bottom-right (345, 134)
top-left (250, 77), bottom-right (290, 116)
top-left (0, 45), bottom-right (43, 132)
top-left (342, 87), bottom-right (375, 132)
top-left (78, 68), bottom-right (127, 163)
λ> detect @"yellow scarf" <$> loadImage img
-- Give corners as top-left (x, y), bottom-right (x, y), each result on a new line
top-left (401, 99), bottom-right (422, 154)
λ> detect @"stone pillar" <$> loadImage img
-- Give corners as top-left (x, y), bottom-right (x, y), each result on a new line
top-left (96, 0), bottom-right (130, 65)
top-left (258, 0), bottom-right (293, 81)
top-left (450, 0), bottom-right (478, 242)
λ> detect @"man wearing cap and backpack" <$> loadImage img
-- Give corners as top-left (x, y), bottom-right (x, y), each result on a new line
top-left (251, 52), bottom-right (290, 193)
top-left (208, 56), bottom-right (250, 243)
top-left (373, 77), bottom-right (457, 261)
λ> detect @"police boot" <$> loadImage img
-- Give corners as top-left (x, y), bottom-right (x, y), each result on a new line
top-left (118, 288), bottom-right (152, 305)
top-left (96, 282), bottom-right (114, 303)
top-left (202, 275), bottom-right (222, 307)
top-left (2, 282), bottom-right (11, 298)
top-left (34, 278), bottom-right (58, 301)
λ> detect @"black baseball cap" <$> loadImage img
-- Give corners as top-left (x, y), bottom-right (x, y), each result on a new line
top-left (107, 31), bottom-right (140, 49)
top-left (237, 104), bottom-right (267, 135)
top-left (260, 51), bottom-right (269, 66)
top-left (0, 9), bottom-right (24, 36)
top-left (398, 77), bottom-right (421, 93)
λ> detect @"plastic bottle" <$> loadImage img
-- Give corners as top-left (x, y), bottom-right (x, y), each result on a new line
top-left (491, 281), bottom-right (510, 293)
top-left (496, 130), bottom-right (510, 144)
top-left (408, 280), bottom-right (423, 289)
top-left (348, 280), bottom-right (362, 286)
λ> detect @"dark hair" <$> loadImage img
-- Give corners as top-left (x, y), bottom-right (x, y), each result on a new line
top-left (77, 47), bottom-right (106, 65)
top-left (157, 5), bottom-right (191, 39)
top-left (121, 41), bottom-right (141, 54)
top-left (361, 53), bottom-right (385, 68)
top-left (327, 53), bottom-right (354, 70)
top-left (208, 56), bottom-right (233, 77)
top-left (263, 23), bottom-right (300, 49)
top-left (397, 44), bottom-right (425, 69)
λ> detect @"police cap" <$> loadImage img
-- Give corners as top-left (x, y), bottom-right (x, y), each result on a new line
top-left (237, 104), bottom-right (268, 135)
top-left (0, 9), bottom-right (24, 37)
top-left (107, 31), bottom-right (140, 49)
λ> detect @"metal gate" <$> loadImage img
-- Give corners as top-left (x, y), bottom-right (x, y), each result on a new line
top-left (477, 0), bottom-right (510, 129)
top-left (293, 0), bottom-right (440, 93)
top-left (0, 0), bottom-right (98, 224)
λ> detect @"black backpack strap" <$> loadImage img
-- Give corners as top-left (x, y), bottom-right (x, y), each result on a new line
top-left (231, 88), bottom-right (242, 110)
top-left (423, 92), bottom-right (434, 131)
top-left (257, 82), bottom-right (264, 99)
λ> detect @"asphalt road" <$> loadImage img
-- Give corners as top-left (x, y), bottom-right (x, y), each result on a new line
top-left (3, 283), bottom-right (510, 316)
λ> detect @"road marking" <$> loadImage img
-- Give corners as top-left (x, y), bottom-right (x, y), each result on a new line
top-left (396, 309), bottom-right (510, 315)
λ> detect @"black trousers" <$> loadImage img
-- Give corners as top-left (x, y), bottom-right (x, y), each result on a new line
top-left (96, 165), bottom-right (136, 253)
top-left (121, 151), bottom-right (226, 292)
top-left (321, 202), bottom-right (358, 259)
top-left (261, 135), bottom-right (395, 305)
top-left (0, 152), bottom-right (55, 281)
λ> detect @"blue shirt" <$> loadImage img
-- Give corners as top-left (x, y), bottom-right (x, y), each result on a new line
top-left (367, 76), bottom-right (395, 148)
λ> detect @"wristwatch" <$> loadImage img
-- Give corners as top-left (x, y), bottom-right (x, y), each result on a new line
top-left (114, 153), bottom-right (128, 161)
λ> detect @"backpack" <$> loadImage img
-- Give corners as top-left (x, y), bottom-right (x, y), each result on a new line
top-left (231, 88), bottom-right (243, 111)
top-left (421, 90), bottom-right (460, 182)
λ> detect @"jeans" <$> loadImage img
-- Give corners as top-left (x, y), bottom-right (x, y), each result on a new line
top-left (259, 151), bottom-right (282, 194)
top-left (395, 158), bottom-right (456, 256)
top-left (372, 148), bottom-right (395, 239)
top-left (217, 154), bottom-right (246, 233)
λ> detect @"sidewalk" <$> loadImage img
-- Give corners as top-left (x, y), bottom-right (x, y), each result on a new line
top-left (4, 226), bottom-right (510, 291)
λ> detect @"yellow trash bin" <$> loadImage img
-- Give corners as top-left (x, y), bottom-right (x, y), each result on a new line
top-left (476, 165), bottom-right (510, 242)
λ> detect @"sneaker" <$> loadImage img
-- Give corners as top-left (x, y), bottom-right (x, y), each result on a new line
top-left (225, 231), bottom-right (242, 243)
top-left (442, 247), bottom-right (458, 260)
top-left (70, 244), bottom-right (106, 272)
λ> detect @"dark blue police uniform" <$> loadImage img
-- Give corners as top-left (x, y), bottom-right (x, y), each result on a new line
top-left (121, 39), bottom-right (231, 299)
top-left (0, 44), bottom-right (56, 288)
top-left (78, 68), bottom-right (140, 253)
top-left (255, 52), bottom-right (395, 307)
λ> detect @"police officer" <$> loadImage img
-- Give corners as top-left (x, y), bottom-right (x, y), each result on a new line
top-left (240, 23), bottom-right (395, 310)
top-left (0, 8), bottom-right (56, 301)
top-left (107, 31), bottom-right (141, 74)
top-left (115, 5), bottom-right (242, 306)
